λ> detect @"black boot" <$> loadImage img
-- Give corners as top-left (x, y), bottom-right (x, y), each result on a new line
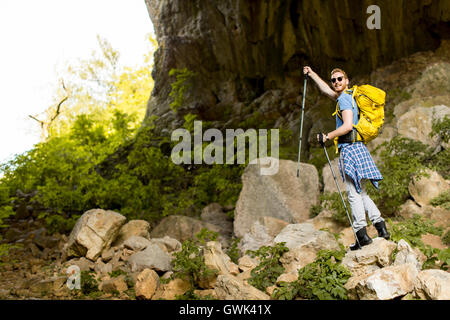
top-left (374, 220), bottom-right (390, 240)
top-left (350, 227), bottom-right (373, 251)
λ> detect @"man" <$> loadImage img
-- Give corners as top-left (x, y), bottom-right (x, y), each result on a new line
top-left (303, 66), bottom-right (390, 250)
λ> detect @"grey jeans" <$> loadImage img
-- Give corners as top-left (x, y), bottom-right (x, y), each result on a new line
top-left (344, 174), bottom-right (384, 232)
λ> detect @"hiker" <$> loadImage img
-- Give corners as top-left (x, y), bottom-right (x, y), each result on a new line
top-left (302, 66), bottom-right (390, 250)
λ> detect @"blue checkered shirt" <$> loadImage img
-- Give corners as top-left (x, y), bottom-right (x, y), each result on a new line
top-left (338, 142), bottom-right (383, 193)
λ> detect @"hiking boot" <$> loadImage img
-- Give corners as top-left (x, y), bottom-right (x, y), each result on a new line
top-left (374, 220), bottom-right (390, 240)
top-left (350, 227), bottom-right (373, 251)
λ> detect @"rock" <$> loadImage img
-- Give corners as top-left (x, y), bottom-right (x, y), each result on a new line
top-left (63, 209), bottom-right (126, 261)
top-left (99, 275), bottom-right (128, 294)
top-left (28, 276), bottom-right (67, 296)
top-left (201, 203), bottom-right (233, 237)
top-left (150, 215), bottom-right (225, 246)
top-left (342, 238), bottom-right (397, 277)
top-left (135, 269), bottom-right (160, 300)
top-left (273, 223), bottom-right (340, 251)
top-left (152, 278), bottom-right (191, 300)
top-left (127, 243), bottom-right (172, 272)
top-left (101, 247), bottom-right (115, 262)
top-left (273, 223), bottom-right (340, 273)
top-left (408, 169), bottom-right (450, 207)
top-left (202, 241), bottom-right (239, 288)
top-left (123, 236), bottom-right (152, 251)
top-left (397, 105), bottom-right (450, 148)
top-left (306, 210), bottom-right (345, 234)
top-left (214, 274), bottom-right (270, 300)
top-left (149, 236), bottom-right (182, 253)
top-left (276, 272), bottom-right (298, 284)
top-left (234, 160), bottom-right (319, 238)
top-left (393, 239), bottom-right (426, 271)
top-left (238, 255), bottom-right (259, 272)
top-left (94, 259), bottom-right (113, 275)
top-left (238, 220), bottom-right (274, 255)
top-left (64, 257), bottom-right (95, 272)
top-left (351, 264), bottom-right (419, 300)
top-left (414, 269), bottom-right (450, 300)
top-left (322, 158), bottom-right (345, 194)
top-left (112, 220), bottom-right (151, 247)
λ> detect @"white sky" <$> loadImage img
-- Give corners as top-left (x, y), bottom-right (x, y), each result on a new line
top-left (0, 0), bottom-right (154, 164)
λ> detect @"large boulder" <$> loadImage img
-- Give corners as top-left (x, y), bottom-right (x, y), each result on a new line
top-left (112, 220), bottom-right (151, 247)
top-left (342, 238), bottom-right (397, 277)
top-left (214, 274), bottom-right (270, 300)
top-left (408, 169), bottom-right (450, 207)
top-left (63, 209), bottom-right (126, 261)
top-left (397, 105), bottom-right (450, 149)
top-left (349, 264), bottom-right (419, 300)
top-left (135, 269), bottom-right (160, 300)
top-left (274, 223), bottom-right (340, 273)
top-left (127, 243), bottom-right (172, 272)
top-left (322, 158), bottom-right (345, 194)
top-left (234, 160), bottom-right (319, 238)
top-left (150, 215), bottom-right (225, 245)
top-left (414, 269), bottom-right (450, 300)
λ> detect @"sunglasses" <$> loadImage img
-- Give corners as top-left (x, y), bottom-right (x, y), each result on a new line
top-left (331, 76), bottom-right (343, 83)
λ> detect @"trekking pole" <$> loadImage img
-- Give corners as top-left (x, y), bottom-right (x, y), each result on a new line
top-left (319, 133), bottom-right (361, 249)
top-left (296, 73), bottom-right (308, 177)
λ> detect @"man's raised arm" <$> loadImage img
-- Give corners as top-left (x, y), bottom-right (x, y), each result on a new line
top-left (303, 66), bottom-right (338, 100)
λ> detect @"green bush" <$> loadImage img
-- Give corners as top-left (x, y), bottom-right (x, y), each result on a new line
top-left (369, 136), bottom-right (430, 215)
top-left (272, 248), bottom-right (351, 300)
top-left (246, 242), bottom-right (289, 292)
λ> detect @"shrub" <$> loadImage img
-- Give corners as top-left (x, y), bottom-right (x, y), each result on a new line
top-left (246, 242), bottom-right (289, 292)
top-left (272, 248), bottom-right (351, 300)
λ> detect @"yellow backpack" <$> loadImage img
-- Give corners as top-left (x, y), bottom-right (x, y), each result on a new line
top-left (332, 84), bottom-right (386, 152)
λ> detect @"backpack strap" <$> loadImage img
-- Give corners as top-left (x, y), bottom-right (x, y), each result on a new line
top-left (331, 86), bottom-right (363, 153)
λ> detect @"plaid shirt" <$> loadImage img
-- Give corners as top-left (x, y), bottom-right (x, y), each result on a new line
top-left (338, 142), bottom-right (383, 193)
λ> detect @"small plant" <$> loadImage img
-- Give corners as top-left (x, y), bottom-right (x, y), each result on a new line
top-left (168, 68), bottom-right (197, 112)
top-left (246, 242), bottom-right (289, 292)
top-left (319, 192), bottom-right (350, 225)
top-left (80, 270), bottom-right (100, 297)
top-left (388, 215), bottom-right (447, 269)
top-left (171, 239), bottom-right (217, 290)
top-left (430, 191), bottom-right (450, 210)
top-left (195, 228), bottom-right (219, 245)
top-left (226, 237), bottom-right (241, 264)
top-left (272, 248), bottom-right (351, 300)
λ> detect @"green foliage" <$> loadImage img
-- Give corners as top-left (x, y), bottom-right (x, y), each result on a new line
top-left (226, 237), bottom-right (241, 264)
top-left (430, 115), bottom-right (450, 144)
top-left (369, 136), bottom-right (430, 215)
top-left (246, 242), bottom-right (289, 292)
top-left (169, 68), bottom-right (197, 112)
top-left (313, 192), bottom-right (350, 225)
top-left (171, 237), bottom-right (217, 289)
top-left (272, 248), bottom-right (351, 300)
top-left (388, 215), bottom-right (448, 269)
top-left (80, 270), bottom-right (100, 297)
top-left (195, 228), bottom-right (219, 245)
top-left (430, 191), bottom-right (450, 210)
top-left (388, 215), bottom-right (443, 249)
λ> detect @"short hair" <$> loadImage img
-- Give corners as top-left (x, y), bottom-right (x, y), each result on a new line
top-left (330, 68), bottom-right (348, 79)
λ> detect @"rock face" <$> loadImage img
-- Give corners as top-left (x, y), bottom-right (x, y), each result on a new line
top-left (234, 160), bottom-right (319, 237)
top-left (63, 209), bottom-right (127, 261)
top-left (144, 0), bottom-right (449, 132)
